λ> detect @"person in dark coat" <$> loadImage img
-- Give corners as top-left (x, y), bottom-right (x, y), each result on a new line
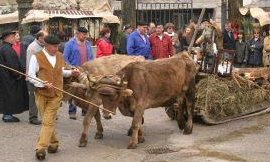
top-left (117, 24), bottom-right (133, 54)
top-left (12, 31), bottom-right (27, 72)
top-left (56, 31), bottom-right (66, 53)
top-left (247, 29), bottom-right (264, 67)
top-left (0, 30), bottom-right (29, 122)
top-left (235, 30), bottom-right (249, 67)
top-left (223, 22), bottom-right (236, 50)
top-left (22, 25), bottom-right (42, 49)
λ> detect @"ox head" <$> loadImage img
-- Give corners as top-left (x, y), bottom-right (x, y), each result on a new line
top-left (96, 75), bottom-right (133, 120)
top-left (63, 70), bottom-right (98, 101)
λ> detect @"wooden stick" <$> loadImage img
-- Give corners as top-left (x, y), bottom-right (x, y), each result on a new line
top-left (232, 73), bottom-right (241, 88)
top-left (234, 72), bottom-right (268, 91)
top-left (188, 8), bottom-right (206, 53)
top-left (0, 63), bottom-right (115, 115)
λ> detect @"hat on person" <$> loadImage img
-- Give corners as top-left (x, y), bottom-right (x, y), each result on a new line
top-left (123, 24), bottom-right (132, 30)
top-left (44, 35), bottom-right (60, 45)
top-left (201, 19), bottom-right (212, 24)
top-left (165, 23), bottom-right (175, 29)
top-left (0, 30), bottom-right (16, 40)
top-left (30, 25), bottom-right (42, 35)
top-left (77, 27), bottom-right (88, 33)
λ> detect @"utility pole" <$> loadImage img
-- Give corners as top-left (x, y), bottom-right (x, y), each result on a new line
top-left (121, 0), bottom-right (136, 27)
top-left (228, 0), bottom-right (243, 25)
top-left (16, 0), bottom-right (34, 36)
top-left (221, 0), bottom-right (227, 31)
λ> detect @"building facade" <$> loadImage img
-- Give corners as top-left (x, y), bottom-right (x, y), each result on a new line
top-left (111, 0), bottom-right (223, 29)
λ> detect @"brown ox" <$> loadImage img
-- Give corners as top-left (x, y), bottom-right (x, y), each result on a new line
top-left (63, 54), bottom-right (145, 147)
top-left (96, 52), bottom-right (197, 149)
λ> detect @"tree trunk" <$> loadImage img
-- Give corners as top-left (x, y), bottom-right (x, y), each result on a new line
top-left (16, 0), bottom-right (34, 36)
top-left (121, 0), bottom-right (136, 27)
top-left (228, 0), bottom-right (243, 24)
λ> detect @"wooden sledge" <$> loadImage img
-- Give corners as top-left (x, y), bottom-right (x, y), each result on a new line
top-left (165, 67), bottom-right (270, 125)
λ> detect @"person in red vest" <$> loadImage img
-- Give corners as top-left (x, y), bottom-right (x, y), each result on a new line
top-left (96, 27), bottom-right (114, 58)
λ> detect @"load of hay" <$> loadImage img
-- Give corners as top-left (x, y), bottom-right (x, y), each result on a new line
top-left (196, 74), bottom-right (270, 121)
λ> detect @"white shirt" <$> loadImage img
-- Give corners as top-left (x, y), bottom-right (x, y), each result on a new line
top-left (137, 30), bottom-right (146, 43)
top-left (158, 35), bottom-right (163, 40)
top-left (212, 43), bottom-right (218, 55)
top-left (28, 49), bottom-right (72, 87)
top-left (164, 32), bottom-right (175, 38)
top-left (26, 39), bottom-right (44, 75)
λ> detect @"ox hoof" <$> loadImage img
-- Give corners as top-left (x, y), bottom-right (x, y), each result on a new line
top-left (95, 133), bottom-right (103, 139)
top-left (78, 141), bottom-right (88, 147)
top-left (177, 121), bottom-right (186, 130)
top-left (127, 143), bottom-right (137, 149)
top-left (127, 128), bottom-right (133, 136)
top-left (138, 137), bottom-right (145, 144)
top-left (178, 122), bottom-right (186, 130)
top-left (183, 128), bottom-right (193, 135)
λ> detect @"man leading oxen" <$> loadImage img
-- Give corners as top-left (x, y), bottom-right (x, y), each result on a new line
top-left (63, 54), bottom-right (145, 147)
top-left (96, 52), bottom-right (197, 149)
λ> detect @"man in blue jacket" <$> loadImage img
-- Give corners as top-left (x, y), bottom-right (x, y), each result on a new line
top-left (64, 27), bottom-right (94, 119)
top-left (127, 21), bottom-right (152, 59)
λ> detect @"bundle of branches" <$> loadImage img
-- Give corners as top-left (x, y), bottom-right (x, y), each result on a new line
top-left (196, 75), bottom-right (270, 120)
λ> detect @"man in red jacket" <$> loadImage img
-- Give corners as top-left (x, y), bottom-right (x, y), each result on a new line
top-left (149, 25), bottom-right (173, 59)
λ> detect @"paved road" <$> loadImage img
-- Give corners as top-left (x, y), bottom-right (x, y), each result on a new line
top-left (1, 103), bottom-right (270, 162)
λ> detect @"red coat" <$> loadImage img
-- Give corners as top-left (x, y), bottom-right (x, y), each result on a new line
top-left (96, 38), bottom-right (114, 58)
top-left (149, 33), bottom-right (173, 59)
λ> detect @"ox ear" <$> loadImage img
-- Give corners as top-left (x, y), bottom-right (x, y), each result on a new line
top-left (121, 89), bottom-right (133, 97)
top-left (98, 86), bottom-right (117, 96)
top-left (68, 82), bottom-right (88, 90)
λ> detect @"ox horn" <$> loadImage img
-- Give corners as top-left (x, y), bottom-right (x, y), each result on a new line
top-left (123, 81), bottom-right (128, 85)
top-left (122, 89), bottom-right (133, 97)
top-left (117, 80), bottom-right (121, 85)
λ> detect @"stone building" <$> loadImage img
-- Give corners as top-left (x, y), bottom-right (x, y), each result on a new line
top-left (0, 0), bottom-right (119, 42)
top-left (0, 0), bottom-right (17, 14)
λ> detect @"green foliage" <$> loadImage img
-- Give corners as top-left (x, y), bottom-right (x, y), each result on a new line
top-left (241, 17), bottom-right (254, 40)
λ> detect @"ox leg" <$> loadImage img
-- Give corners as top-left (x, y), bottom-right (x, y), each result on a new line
top-left (94, 110), bottom-right (103, 139)
top-left (183, 80), bottom-right (195, 135)
top-left (79, 108), bottom-right (97, 147)
top-left (127, 116), bottom-right (144, 136)
top-left (176, 97), bottom-right (186, 130)
top-left (127, 110), bottom-right (144, 149)
top-left (138, 127), bottom-right (145, 143)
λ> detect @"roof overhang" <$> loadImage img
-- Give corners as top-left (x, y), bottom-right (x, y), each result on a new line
top-left (239, 7), bottom-right (270, 26)
top-left (0, 11), bottom-right (18, 24)
top-left (0, 9), bottom-right (119, 25)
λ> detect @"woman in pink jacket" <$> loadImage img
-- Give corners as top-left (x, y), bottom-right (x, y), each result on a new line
top-left (96, 27), bottom-right (114, 58)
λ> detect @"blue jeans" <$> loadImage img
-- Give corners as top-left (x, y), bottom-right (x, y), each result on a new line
top-left (68, 101), bottom-right (77, 115)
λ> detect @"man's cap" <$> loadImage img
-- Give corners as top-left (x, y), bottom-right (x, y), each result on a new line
top-left (0, 30), bottom-right (16, 40)
top-left (123, 24), bottom-right (132, 30)
top-left (165, 23), bottom-right (175, 29)
top-left (44, 35), bottom-right (60, 45)
top-left (77, 27), bottom-right (88, 33)
top-left (137, 21), bottom-right (148, 26)
top-left (30, 25), bottom-right (42, 35)
top-left (202, 19), bottom-right (211, 24)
